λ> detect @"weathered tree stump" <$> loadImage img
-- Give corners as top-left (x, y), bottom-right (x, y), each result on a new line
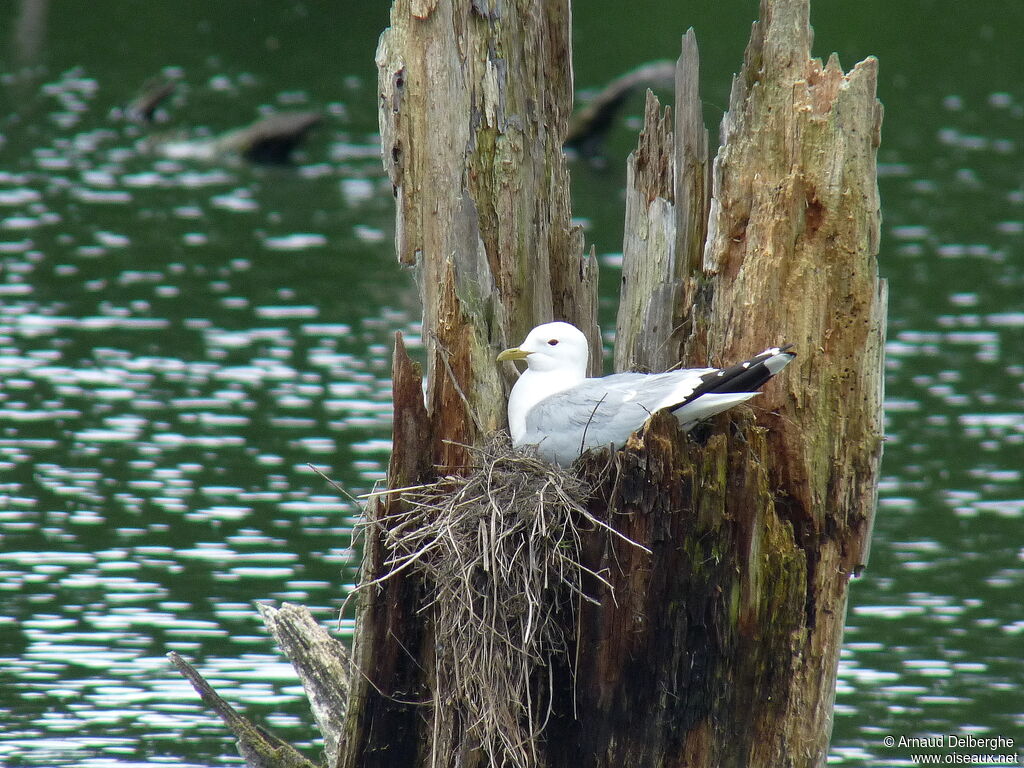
top-left (340, 1), bottom-right (599, 766)
top-left (169, 1), bottom-right (884, 766)
top-left (583, 0), bottom-right (886, 762)
top-left (375, 0), bottom-right (599, 474)
top-left (347, 0), bottom-right (884, 763)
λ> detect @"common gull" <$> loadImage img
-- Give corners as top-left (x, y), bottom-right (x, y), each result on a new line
top-left (497, 321), bottom-right (795, 465)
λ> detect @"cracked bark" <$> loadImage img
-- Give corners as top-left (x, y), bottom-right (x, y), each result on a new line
top-left (178, 1), bottom-right (884, 766)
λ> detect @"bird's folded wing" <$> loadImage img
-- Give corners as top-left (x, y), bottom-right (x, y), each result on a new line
top-left (521, 368), bottom-right (719, 457)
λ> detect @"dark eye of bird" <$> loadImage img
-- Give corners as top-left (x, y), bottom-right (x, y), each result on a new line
top-left (547, 339), bottom-right (559, 346)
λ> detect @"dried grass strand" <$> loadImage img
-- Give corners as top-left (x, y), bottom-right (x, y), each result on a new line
top-left (355, 435), bottom-right (647, 768)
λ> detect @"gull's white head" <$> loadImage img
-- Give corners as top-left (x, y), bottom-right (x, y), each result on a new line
top-left (497, 322), bottom-right (590, 444)
top-left (497, 321), bottom-right (589, 375)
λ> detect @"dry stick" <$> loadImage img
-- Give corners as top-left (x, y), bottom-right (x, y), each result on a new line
top-left (578, 392), bottom-right (609, 458)
top-left (307, 463), bottom-right (363, 506)
top-left (359, 483), bottom-right (437, 499)
top-left (432, 330), bottom-right (486, 435)
top-left (307, 463), bottom-right (365, 583)
top-left (168, 651), bottom-right (320, 768)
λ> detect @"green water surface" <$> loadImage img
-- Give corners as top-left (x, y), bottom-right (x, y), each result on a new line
top-left (0, 2), bottom-right (1021, 766)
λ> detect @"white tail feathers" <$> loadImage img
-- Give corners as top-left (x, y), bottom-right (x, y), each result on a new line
top-left (675, 392), bottom-right (759, 431)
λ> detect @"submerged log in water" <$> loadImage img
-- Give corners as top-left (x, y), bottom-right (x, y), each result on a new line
top-left (214, 111), bottom-right (322, 163)
top-left (146, 111), bottom-right (322, 164)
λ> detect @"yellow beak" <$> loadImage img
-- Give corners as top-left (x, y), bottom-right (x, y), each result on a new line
top-left (496, 346), bottom-right (531, 362)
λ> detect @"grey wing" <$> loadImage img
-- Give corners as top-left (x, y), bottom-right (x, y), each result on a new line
top-left (521, 369), bottom-right (715, 464)
top-left (599, 369), bottom-right (717, 410)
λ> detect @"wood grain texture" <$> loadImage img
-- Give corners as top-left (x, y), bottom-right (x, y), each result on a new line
top-left (694, 19), bottom-right (887, 764)
top-left (614, 30), bottom-right (711, 375)
top-left (675, 29), bottom-right (711, 281)
top-left (258, 603), bottom-right (351, 768)
top-left (340, 2), bottom-right (601, 765)
top-left (376, 0), bottom-right (600, 474)
top-left (548, 411), bottom-right (809, 768)
top-left (614, 91), bottom-right (679, 373)
top-left (270, 0), bottom-right (884, 766)
top-left (597, 0), bottom-right (885, 765)
top-left (337, 334), bottom-right (433, 768)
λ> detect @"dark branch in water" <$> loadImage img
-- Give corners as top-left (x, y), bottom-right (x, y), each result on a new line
top-left (126, 78), bottom-right (177, 124)
top-left (215, 111), bottom-right (323, 164)
top-left (566, 60), bottom-right (676, 161)
top-left (167, 651), bottom-right (319, 768)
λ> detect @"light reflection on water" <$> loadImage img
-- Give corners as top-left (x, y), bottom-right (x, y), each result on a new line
top-left (1, 4), bottom-right (1022, 768)
top-left (1, 38), bottom-right (405, 765)
top-left (825, 83), bottom-right (1023, 763)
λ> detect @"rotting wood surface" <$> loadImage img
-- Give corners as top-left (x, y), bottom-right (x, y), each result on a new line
top-left (587, 0), bottom-right (885, 764)
top-left (340, 0), bottom-right (600, 765)
top-left (375, 0), bottom-right (599, 473)
top-left (167, 0), bottom-right (886, 766)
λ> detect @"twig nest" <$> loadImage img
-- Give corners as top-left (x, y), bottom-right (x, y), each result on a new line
top-left (361, 435), bottom-right (640, 768)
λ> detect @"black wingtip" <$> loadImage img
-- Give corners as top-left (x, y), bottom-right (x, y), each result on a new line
top-left (668, 344), bottom-right (795, 413)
